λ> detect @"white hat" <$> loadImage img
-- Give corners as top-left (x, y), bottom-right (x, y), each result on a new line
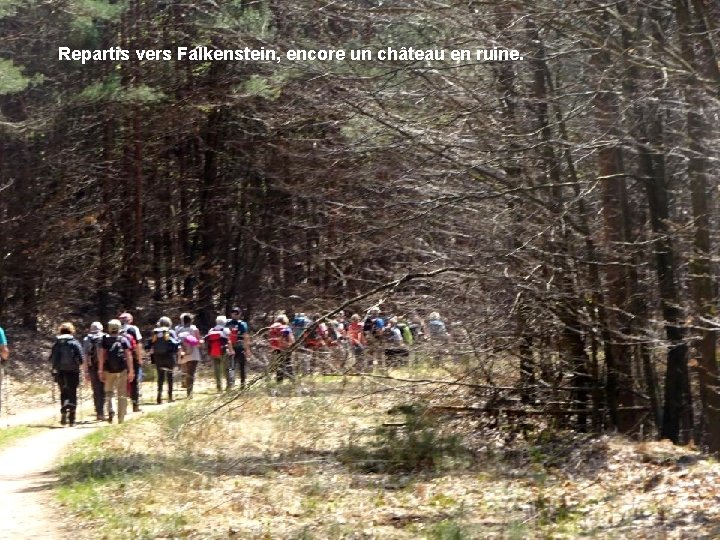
top-left (107, 319), bottom-right (122, 332)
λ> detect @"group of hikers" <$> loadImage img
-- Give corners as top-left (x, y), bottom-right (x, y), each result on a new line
top-left (47, 309), bottom-right (250, 426)
top-left (0, 306), bottom-right (450, 427)
top-left (267, 307), bottom-right (451, 382)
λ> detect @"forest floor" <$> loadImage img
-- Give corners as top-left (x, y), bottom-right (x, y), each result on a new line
top-left (26, 361), bottom-right (718, 540)
top-left (0, 335), bottom-right (207, 540)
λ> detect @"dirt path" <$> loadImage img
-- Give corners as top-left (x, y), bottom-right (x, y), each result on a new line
top-left (0, 421), bottom-right (99, 539)
top-left (0, 391), bottom-right (99, 537)
top-left (0, 379), bottom-right (205, 539)
top-left (0, 386), bottom-right (142, 538)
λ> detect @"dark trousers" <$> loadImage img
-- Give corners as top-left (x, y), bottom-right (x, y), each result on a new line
top-left (156, 356), bottom-right (175, 398)
top-left (274, 349), bottom-right (293, 383)
top-left (183, 360), bottom-right (198, 396)
top-left (129, 360), bottom-right (142, 405)
top-left (233, 346), bottom-right (247, 388)
top-left (88, 367), bottom-right (105, 416)
top-left (57, 371), bottom-right (80, 418)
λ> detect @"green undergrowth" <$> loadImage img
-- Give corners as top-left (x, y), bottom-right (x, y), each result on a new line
top-left (53, 376), bottom-right (483, 539)
top-left (338, 403), bottom-right (473, 474)
top-left (0, 424), bottom-right (42, 449)
top-left (51, 370), bottom-right (720, 539)
top-left (56, 407), bottom-right (196, 539)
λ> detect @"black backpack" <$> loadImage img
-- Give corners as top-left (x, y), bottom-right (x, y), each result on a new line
top-left (363, 317), bottom-right (375, 334)
top-left (53, 338), bottom-right (82, 372)
top-left (103, 335), bottom-right (127, 373)
top-left (151, 329), bottom-right (179, 356)
top-left (86, 334), bottom-right (102, 369)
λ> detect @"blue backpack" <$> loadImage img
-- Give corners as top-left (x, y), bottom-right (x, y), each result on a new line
top-left (427, 319), bottom-right (447, 340)
top-left (292, 315), bottom-right (309, 340)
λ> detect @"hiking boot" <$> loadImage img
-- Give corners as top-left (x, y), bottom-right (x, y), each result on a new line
top-left (60, 410), bottom-right (67, 426)
top-left (68, 411), bottom-right (76, 427)
top-left (132, 403), bottom-right (141, 413)
top-left (96, 414), bottom-right (106, 422)
top-left (107, 411), bottom-right (114, 424)
top-left (157, 394), bottom-right (162, 405)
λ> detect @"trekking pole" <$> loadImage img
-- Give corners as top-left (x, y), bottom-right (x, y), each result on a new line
top-left (78, 375), bottom-right (83, 425)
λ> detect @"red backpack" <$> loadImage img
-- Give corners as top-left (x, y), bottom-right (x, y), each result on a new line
top-left (269, 323), bottom-right (290, 350)
top-left (120, 328), bottom-right (138, 363)
top-left (229, 326), bottom-right (239, 345)
top-left (206, 330), bottom-right (227, 358)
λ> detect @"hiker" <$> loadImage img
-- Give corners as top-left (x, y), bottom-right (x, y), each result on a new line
top-left (175, 313), bottom-right (202, 398)
top-left (408, 312), bottom-right (426, 342)
top-left (98, 319), bottom-right (135, 424)
top-left (426, 311), bottom-right (450, 363)
top-left (347, 313), bottom-right (366, 365)
top-left (226, 307), bottom-right (251, 389)
top-left (334, 311), bottom-right (349, 357)
top-left (149, 316), bottom-right (180, 403)
top-left (427, 312), bottom-right (450, 343)
top-left (269, 314), bottom-right (294, 383)
top-left (119, 312), bottom-right (144, 412)
top-left (307, 314), bottom-right (329, 350)
top-left (363, 306), bottom-right (386, 368)
top-left (49, 322), bottom-right (84, 426)
top-left (0, 323), bottom-right (7, 408)
top-left (325, 317), bottom-right (345, 371)
top-left (205, 316), bottom-right (234, 392)
top-left (396, 315), bottom-right (417, 364)
top-left (291, 312), bottom-right (310, 342)
top-left (82, 322), bottom-right (107, 421)
top-left (384, 317), bottom-right (410, 366)
top-left (0, 323), bottom-right (8, 362)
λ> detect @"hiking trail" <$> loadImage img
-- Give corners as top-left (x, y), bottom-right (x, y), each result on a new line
top-left (0, 386), bottom-right (193, 539)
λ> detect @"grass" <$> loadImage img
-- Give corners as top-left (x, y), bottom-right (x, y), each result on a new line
top-left (51, 366), bottom-right (720, 539)
top-left (338, 403), bottom-right (473, 473)
top-left (56, 418), bottom-right (195, 539)
top-left (0, 424), bottom-right (43, 449)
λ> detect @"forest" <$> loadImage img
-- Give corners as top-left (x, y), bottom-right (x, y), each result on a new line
top-left (0, 0), bottom-right (720, 539)
top-left (1, 0), bottom-right (720, 536)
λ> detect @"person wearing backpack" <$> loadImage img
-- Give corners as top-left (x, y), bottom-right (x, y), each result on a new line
top-left (205, 316), bottom-right (234, 392)
top-left (48, 322), bottom-right (84, 426)
top-left (150, 316), bottom-right (180, 404)
top-left (226, 307), bottom-right (251, 389)
top-left (396, 317), bottom-right (414, 347)
top-left (269, 314), bottom-right (294, 383)
top-left (347, 313), bottom-right (366, 364)
top-left (0, 323), bottom-right (9, 363)
top-left (426, 311), bottom-right (451, 364)
top-left (427, 312), bottom-right (450, 343)
top-left (363, 306), bottom-right (386, 368)
top-left (408, 312), bottom-right (426, 342)
top-left (98, 319), bottom-right (135, 424)
top-left (82, 322), bottom-right (107, 421)
top-left (175, 313), bottom-right (201, 398)
top-left (291, 313), bottom-right (310, 342)
top-left (0, 324), bottom-right (9, 404)
top-left (383, 317), bottom-right (410, 366)
top-left (119, 312), bottom-right (144, 412)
